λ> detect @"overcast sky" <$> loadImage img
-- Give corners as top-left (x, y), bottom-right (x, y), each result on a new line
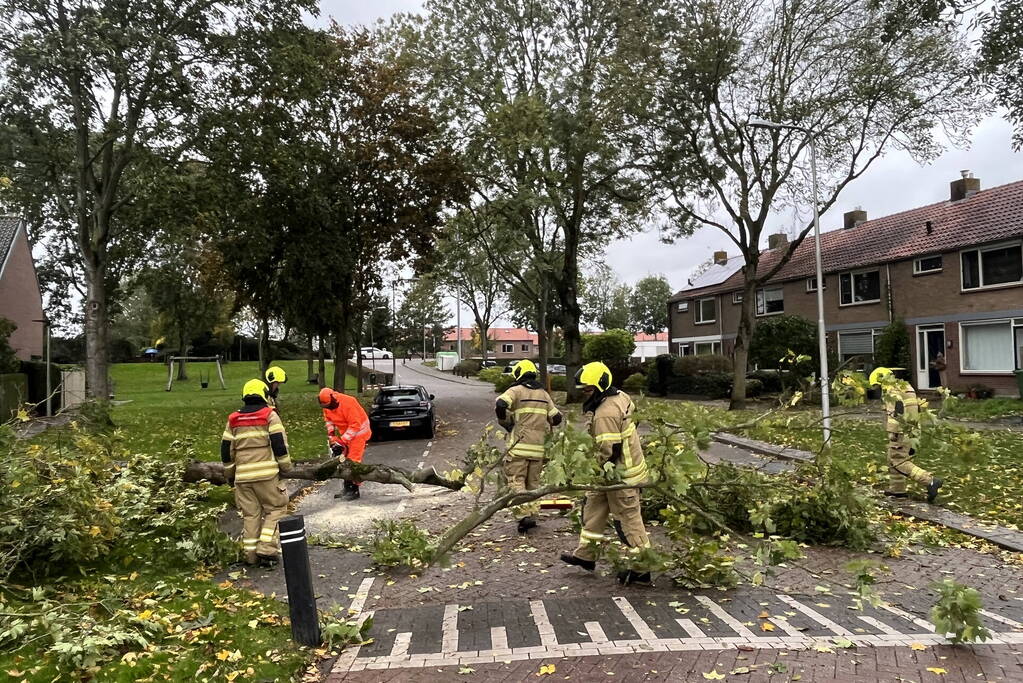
top-left (318, 0), bottom-right (1023, 322)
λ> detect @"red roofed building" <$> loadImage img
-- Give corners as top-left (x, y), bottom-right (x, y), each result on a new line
top-left (0, 217), bottom-right (44, 361)
top-left (668, 173), bottom-right (1023, 395)
top-left (442, 327), bottom-right (539, 359)
top-left (633, 332), bottom-right (669, 361)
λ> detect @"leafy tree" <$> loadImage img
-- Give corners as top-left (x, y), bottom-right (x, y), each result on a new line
top-left (629, 275), bottom-right (672, 334)
top-left (651, 0), bottom-right (984, 409)
top-left (0, 0), bottom-right (314, 398)
top-left (415, 0), bottom-right (662, 400)
top-left (874, 319), bottom-right (912, 370)
top-left (0, 318), bottom-right (19, 373)
top-left (581, 263), bottom-right (632, 332)
top-left (394, 277), bottom-right (450, 357)
top-left (583, 328), bottom-right (636, 364)
top-left (980, 0), bottom-right (1023, 149)
top-left (749, 315), bottom-right (818, 370)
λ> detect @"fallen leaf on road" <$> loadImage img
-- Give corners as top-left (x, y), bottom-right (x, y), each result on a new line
top-left (761, 622), bottom-right (776, 632)
top-left (536, 664), bottom-right (556, 676)
top-left (926, 668), bottom-right (947, 675)
top-left (702, 671), bottom-right (725, 680)
top-left (833, 638), bottom-right (854, 649)
top-left (910, 643), bottom-right (927, 651)
top-left (813, 643), bottom-right (834, 653)
top-left (729, 666), bottom-right (752, 674)
top-left (458, 666), bottom-right (475, 675)
top-left (758, 611), bottom-right (770, 619)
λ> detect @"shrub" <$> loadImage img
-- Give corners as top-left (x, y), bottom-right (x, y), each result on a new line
top-left (688, 372), bottom-right (733, 399)
top-left (673, 354), bottom-right (731, 376)
top-left (622, 372), bottom-right (647, 394)
top-left (749, 315), bottom-right (818, 369)
top-left (744, 378), bottom-right (764, 397)
top-left (477, 367), bottom-right (503, 384)
top-left (583, 329), bottom-right (635, 363)
top-left (454, 360), bottom-right (481, 377)
top-left (874, 319), bottom-right (912, 369)
top-left (0, 317), bottom-right (18, 374)
top-left (550, 375), bottom-right (567, 392)
top-left (748, 369), bottom-right (783, 393)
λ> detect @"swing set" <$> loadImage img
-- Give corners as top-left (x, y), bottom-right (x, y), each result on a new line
top-left (165, 356), bottom-right (227, 391)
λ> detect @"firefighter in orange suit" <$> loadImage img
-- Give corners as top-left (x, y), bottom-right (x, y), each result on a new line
top-left (318, 387), bottom-right (372, 501)
top-left (221, 379), bottom-right (293, 567)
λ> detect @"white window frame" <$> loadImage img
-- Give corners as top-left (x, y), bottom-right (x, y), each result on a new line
top-left (836, 328), bottom-right (883, 361)
top-left (839, 268), bottom-right (882, 306)
top-left (694, 297), bottom-right (716, 325)
top-left (501, 343), bottom-right (514, 353)
top-left (694, 341), bottom-right (722, 356)
top-left (913, 254), bottom-right (943, 275)
top-left (805, 276), bottom-right (826, 292)
top-left (676, 301), bottom-right (689, 313)
top-left (960, 241), bottom-right (1023, 292)
top-left (958, 318), bottom-right (1023, 374)
top-left (755, 286), bottom-right (785, 317)
top-left (732, 291), bottom-right (743, 304)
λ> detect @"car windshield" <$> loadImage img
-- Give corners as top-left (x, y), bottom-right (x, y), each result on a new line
top-left (379, 389), bottom-right (421, 404)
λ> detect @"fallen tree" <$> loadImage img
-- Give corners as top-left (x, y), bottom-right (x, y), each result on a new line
top-left (183, 457), bottom-right (467, 492)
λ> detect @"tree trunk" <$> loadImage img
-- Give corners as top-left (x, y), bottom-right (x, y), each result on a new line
top-left (729, 280), bottom-right (758, 410)
top-left (317, 336), bottom-right (326, 388)
top-left (478, 319), bottom-right (489, 364)
top-left (537, 286), bottom-right (549, 386)
top-left (83, 262), bottom-right (111, 399)
top-left (183, 457), bottom-right (466, 491)
top-left (333, 304), bottom-right (352, 391)
top-left (258, 317), bottom-right (270, 373)
top-left (176, 330), bottom-right (188, 381)
top-left (306, 334), bottom-right (315, 383)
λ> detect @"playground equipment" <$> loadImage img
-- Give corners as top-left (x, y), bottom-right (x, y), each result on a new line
top-left (165, 356), bottom-right (226, 391)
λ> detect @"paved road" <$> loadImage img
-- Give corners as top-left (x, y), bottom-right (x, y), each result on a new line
top-left (295, 362), bottom-right (495, 537)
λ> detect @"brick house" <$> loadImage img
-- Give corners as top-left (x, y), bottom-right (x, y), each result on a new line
top-left (0, 216), bottom-right (44, 361)
top-left (668, 174), bottom-right (1023, 395)
top-left (442, 327), bottom-right (539, 359)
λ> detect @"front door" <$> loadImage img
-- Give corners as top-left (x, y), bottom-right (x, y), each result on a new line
top-left (916, 325), bottom-right (946, 389)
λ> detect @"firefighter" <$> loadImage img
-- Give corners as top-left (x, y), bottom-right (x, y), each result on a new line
top-left (264, 366), bottom-right (288, 411)
top-left (318, 387), bottom-right (372, 501)
top-left (495, 359), bottom-right (563, 533)
top-left (560, 361), bottom-right (652, 585)
top-left (220, 379), bottom-right (293, 567)
top-left (869, 367), bottom-right (943, 503)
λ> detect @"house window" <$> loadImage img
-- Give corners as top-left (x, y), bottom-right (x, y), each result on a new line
top-left (521, 344), bottom-right (530, 352)
top-left (961, 242), bottom-right (1023, 290)
top-left (677, 301), bottom-right (689, 312)
top-left (694, 341), bottom-right (722, 355)
top-left (806, 276), bottom-right (825, 292)
top-left (914, 255), bottom-right (943, 274)
top-left (961, 319), bottom-right (1023, 372)
top-left (838, 329), bottom-right (880, 362)
top-left (839, 269), bottom-right (881, 305)
top-left (755, 287), bottom-right (784, 316)
top-left (501, 343), bottom-right (513, 353)
top-left (695, 297), bottom-right (716, 324)
top-left (732, 291), bottom-right (743, 304)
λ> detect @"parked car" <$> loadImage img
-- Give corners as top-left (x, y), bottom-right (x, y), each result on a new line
top-left (502, 364), bottom-right (515, 375)
top-left (547, 364), bottom-right (567, 375)
top-left (355, 346), bottom-right (392, 360)
top-left (480, 360), bottom-right (498, 368)
top-left (369, 385), bottom-right (436, 440)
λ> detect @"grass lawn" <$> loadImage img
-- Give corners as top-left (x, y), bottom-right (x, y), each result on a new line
top-left (943, 396), bottom-right (1023, 421)
top-left (742, 414), bottom-right (1023, 530)
top-left (110, 360), bottom-right (355, 462)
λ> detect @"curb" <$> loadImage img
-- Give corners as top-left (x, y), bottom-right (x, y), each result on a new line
top-left (711, 432), bottom-right (815, 463)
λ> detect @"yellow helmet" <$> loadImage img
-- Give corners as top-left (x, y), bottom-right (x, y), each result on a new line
top-left (242, 379), bottom-right (269, 402)
top-left (868, 367), bottom-right (903, 386)
top-left (511, 359), bottom-right (538, 380)
top-left (265, 366), bottom-right (287, 384)
top-left (575, 361), bottom-right (613, 392)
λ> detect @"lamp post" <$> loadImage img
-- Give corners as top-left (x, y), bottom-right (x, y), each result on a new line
top-left (749, 117), bottom-right (831, 445)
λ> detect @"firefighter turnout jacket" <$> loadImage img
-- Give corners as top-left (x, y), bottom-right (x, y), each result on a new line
top-left (220, 404), bottom-right (293, 482)
top-left (496, 380), bottom-right (562, 459)
top-left (590, 389), bottom-right (648, 487)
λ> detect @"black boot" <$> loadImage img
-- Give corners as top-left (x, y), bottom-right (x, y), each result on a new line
top-left (617, 570), bottom-right (653, 586)
top-left (559, 552), bottom-right (595, 572)
top-left (335, 481), bottom-right (360, 501)
top-left (517, 517), bottom-right (537, 534)
top-left (256, 553), bottom-right (279, 569)
top-left (927, 477), bottom-right (943, 504)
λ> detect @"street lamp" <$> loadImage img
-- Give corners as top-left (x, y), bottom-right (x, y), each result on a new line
top-left (749, 117), bottom-right (831, 445)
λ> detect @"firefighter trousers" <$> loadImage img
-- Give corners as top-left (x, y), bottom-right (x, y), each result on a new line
top-left (235, 476), bottom-right (289, 562)
top-left (573, 488), bottom-right (650, 562)
top-left (504, 456), bottom-right (543, 518)
top-left (887, 435), bottom-right (933, 495)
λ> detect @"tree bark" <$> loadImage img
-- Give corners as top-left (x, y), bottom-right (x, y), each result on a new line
top-left (729, 279), bottom-right (757, 410)
top-left (177, 330), bottom-right (188, 381)
top-left (317, 336), bottom-right (326, 388)
top-left (258, 316), bottom-right (270, 374)
top-left (183, 458), bottom-right (466, 492)
top-left (306, 334), bottom-right (315, 383)
top-left (83, 262), bottom-right (111, 399)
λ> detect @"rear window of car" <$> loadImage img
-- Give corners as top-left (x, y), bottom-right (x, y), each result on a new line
top-left (378, 389), bottom-right (421, 404)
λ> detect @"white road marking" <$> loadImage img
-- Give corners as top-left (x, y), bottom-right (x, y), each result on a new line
top-left (858, 615), bottom-right (900, 635)
top-left (770, 615), bottom-right (806, 638)
top-left (529, 600), bottom-right (560, 648)
top-left (584, 621), bottom-right (609, 643)
top-left (878, 603), bottom-right (936, 633)
top-left (490, 626), bottom-right (509, 650)
top-left (348, 577), bottom-right (375, 616)
top-left (695, 595), bottom-right (759, 639)
top-left (676, 618), bottom-right (706, 638)
top-left (612, 597), bottom-right (658, 640)
top-left (981, 609), bottom-right (1023, 630)
top-left (442, 604), bottom-right (460, 653)
top-left (777, 595), bottom-right (854, 636)
top-left (389, 631), bottom-right (412, 657)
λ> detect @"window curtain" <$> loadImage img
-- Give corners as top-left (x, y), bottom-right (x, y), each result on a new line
top-left (962, 322), bottom-right (1013, 372)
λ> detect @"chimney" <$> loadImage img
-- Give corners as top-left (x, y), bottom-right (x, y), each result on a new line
top-left (843, 208), bottom-right (867, 229)
top-left (713, 250), bottom-right (728, 265)
top-left (767, 233), bottom-right (788, 250)
top-left (950, 170), bottom-right (980, 201)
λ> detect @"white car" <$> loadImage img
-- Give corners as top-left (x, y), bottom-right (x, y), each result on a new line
top-left (356, 347), bottom-right (392, 360)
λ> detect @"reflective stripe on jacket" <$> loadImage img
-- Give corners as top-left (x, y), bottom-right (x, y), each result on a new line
top-left (322, 392), bottom-right (372, 446)
top-left (497, 383), bottom-right (560, 459)
top-left (883, 385), bottom-right (922, 436)
top-left (221, 405), bottom-right (292, 483)
top-left (588, 391), bottom-right (648, 486)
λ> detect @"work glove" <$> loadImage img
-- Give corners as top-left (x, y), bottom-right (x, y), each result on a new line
top-left (331, 442), bottom-right (348, 458)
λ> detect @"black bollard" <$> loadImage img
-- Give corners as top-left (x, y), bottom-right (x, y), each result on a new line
top-left (279, 515), bottom-right (321, 646)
